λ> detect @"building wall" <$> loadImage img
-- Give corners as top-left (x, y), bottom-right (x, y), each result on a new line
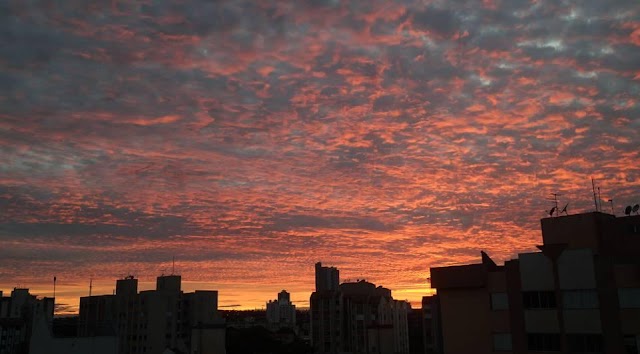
top-left (78, 275), bottom-right (223, 354)
top-left (190, 326), bottom-right (226, 354)
top-left (431, 212), bottom-right (640, 354)
top-left (29, 313), bottom-right (117, 354)
top-left (0, 289), bottom-right (53, 354)
top-left (438, 287), bottom-right (490, 354)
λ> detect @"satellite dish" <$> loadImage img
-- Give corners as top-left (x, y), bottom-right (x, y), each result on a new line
top-left (560, 203), bottom-right (569, 215)
top-left (625, 206), bottom-right (632, 216)
top-left (548, 206), bottom-right (556, 217)
top-left (633, 204), bottom-right (640, 214)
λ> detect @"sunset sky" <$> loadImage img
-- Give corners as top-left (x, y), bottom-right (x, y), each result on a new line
top-left (1, 0), bottom-right (639, 314)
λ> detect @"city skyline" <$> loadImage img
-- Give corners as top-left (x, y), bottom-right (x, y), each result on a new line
top-left (2, 1), bottom-right (640, 314)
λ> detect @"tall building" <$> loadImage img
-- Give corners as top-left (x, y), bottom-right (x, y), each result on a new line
top-left (429, 211), bottom-right (640, 354)
top-left (310, 263), bottom-right (343, 354)
top-left (266, 290), bottom-right (297, 330)
top-left (310, 262), bottom-right (410, 354)
top-left (0, 288), bottom-right (53, 354)
top-left (421, 295), bottom-right (442, 354)
top-left (316, 262), bottom-right (340, 292)
top-left (78, 274), bottom-right (226, 354)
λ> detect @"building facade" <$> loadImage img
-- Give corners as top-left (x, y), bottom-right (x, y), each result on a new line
top-left (78, 274), bottom-right (225, 354)
top-left (429, 211), bottom-right (640, 354)
top-left (310, 262), bottom-right (410, 354)
top-left (266, 290), bottom-right (296, 330)
top-left (0, 288), bottom-right (53, 354)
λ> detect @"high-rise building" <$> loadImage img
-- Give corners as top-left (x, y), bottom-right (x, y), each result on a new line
top-left (78, 274), bottom-right (225, 354)
top-left (421, 295), bottom-right (442, 354)
top-left (316, 262), bottom-right (340, 292)
top-left (0, 288), bottom-right (53, 354)
top-left (310, 263), bottom-right (410, 354)
top-left (310, 263), bottom-right (343, 354)
top-left (266, 290), bottom-right (296, 330)
top-left (429, 211), bottom-right (640, 354)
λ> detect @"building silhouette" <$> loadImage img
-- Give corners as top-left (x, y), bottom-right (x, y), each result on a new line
top-left (310, 262), bottom-right (410, 354)
top-left (266, 290), bottom-right (296, 330)
top-left (77, 274), bottom-right (225, 354)
top-left (429, 211), bottom-right (640, 354)
top-left (0, 288), bottom-right (53, 354)
top-left (421, 295), bottom-right (442, 354)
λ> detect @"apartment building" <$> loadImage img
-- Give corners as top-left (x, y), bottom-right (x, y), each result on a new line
top-left (310, 262), bottom-right (410, 354)
top-left (0, 288), bottom-right (53, 354)
top-left (429, 211), bottom-right (640, 354)
top-left (266, 290), bottom-right (296, 330)
top-left (78, 274), bottom-right (225, 354)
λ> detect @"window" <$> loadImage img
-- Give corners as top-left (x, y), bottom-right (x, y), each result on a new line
top-left (491, 293), bottom-right (509, 310)
top-left (624, 335), bottom-right (639, 354)
top-left (619, 289), bottom-right (640, 309)
top-left (523, 291), bottom-right (556, 309)
top-left (527, 333), bottom-right (561, 352)
top-left (493, 333), bottom-right (512, 351)
top-left (567, 334), bottom-right (604, 353)
top-left (563, 290), bottom-right (599, 309)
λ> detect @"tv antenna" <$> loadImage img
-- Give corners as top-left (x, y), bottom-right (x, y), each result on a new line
top-left (608, 199), bottom-right (614, 215)
top-left (591, 178), bottom-right (602, 212)
top-left (546, 193), bottom-right (561, 217)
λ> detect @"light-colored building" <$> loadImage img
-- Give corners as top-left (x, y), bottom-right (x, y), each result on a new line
top-left (429, 211), bottom-right (640, 354)
top-left (266, 290), bottom-right (296, 330)
top-left (310, 262), bottom-right (410, 354)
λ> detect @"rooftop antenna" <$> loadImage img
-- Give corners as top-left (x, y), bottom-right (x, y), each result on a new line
top-left (53, 276), bottom-right (57, 299)
top-left (546, 193), bottom-right (561, 217)
top-left (591, 178), bottom-right (599, 212)
top-left (608, 199), bottom-right (614, 215)
top-left (597, 187), bottom-right (602, 212)
top-left (172, 256), bottom-right (176, 275)
top-left (89, 278), bottom-right (93, 298)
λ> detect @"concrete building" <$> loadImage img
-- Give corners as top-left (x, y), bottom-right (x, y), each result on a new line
top-left (266, 290), bottom-right (296, 330)
top-left (310, 263), bottom-right (344, 354)
top-left (310, 262), bottom-right (410, 354)
top-left (0, 288), bottom-right (53, 354)
top-left (421, 295), bottom-right (442, 354)
top-left (29, 313), bottom-right (117, 354)
top-left (429, 211), bottom-right (640, 354)
top-left (77, 274), bottom-right (225, 354)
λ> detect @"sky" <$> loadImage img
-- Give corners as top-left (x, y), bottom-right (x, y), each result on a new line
top-left (1, 0), bottom-right (639, 314)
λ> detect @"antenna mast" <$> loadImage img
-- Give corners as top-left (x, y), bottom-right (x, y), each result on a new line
top-left (608, 199), bottom-right (614, 215)
top-left (172, 256), bottom-right (175, 275)
top-left (546, 193), bottom-right (561, 217)
top-left (591, 178), bottom-right (599, 212)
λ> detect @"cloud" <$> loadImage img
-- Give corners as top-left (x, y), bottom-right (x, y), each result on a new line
top-left (1, 0), bottom-right (639, 311)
